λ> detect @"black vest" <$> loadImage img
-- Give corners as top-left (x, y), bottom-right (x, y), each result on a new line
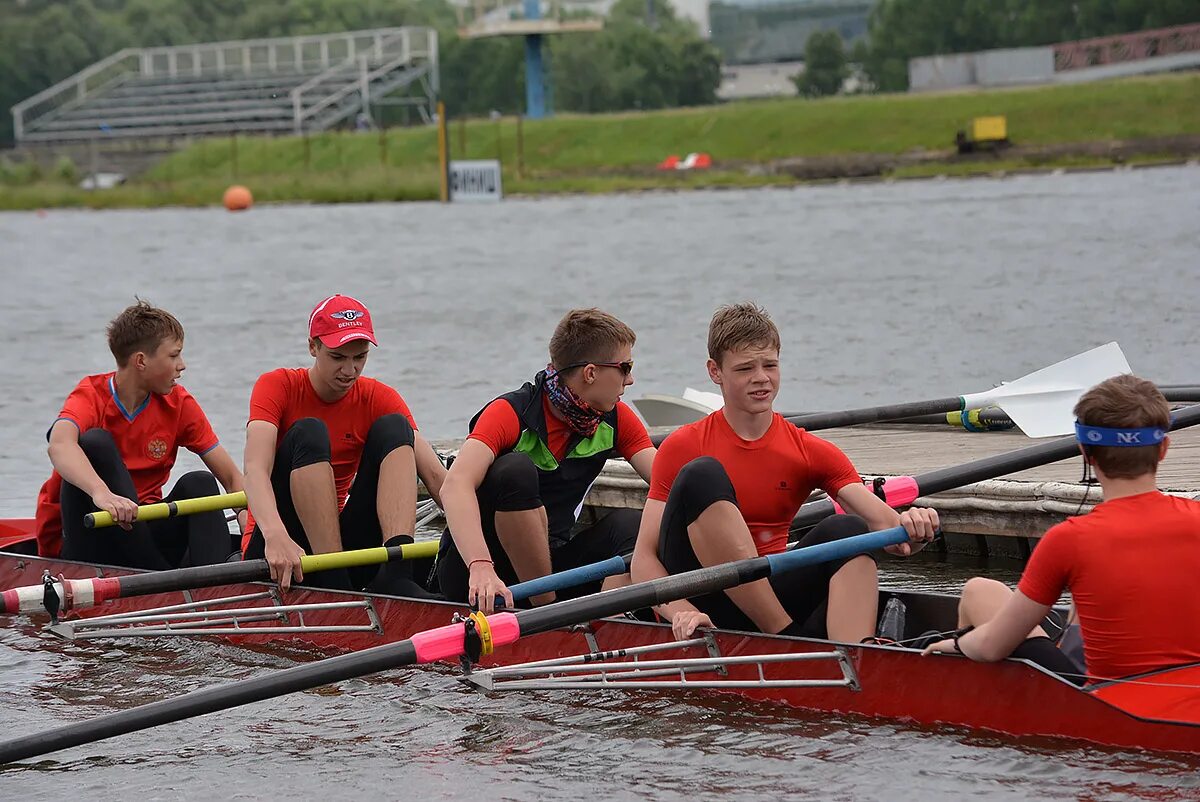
top-left (469, 372), bottom-right (619, 543)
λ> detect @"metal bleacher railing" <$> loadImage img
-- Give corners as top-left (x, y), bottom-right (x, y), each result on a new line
top-left (11, 27), bottom-right (439, 143)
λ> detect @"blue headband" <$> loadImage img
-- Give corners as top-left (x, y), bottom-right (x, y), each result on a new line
top-left (1075, 421), bottom-right (1167, 447)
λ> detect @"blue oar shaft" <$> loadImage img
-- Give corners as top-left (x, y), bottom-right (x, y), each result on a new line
top-left (499, 524), bottom-right (901, 608)
top-left (509, 554), bottom-right (630, 602)
top-left (767, 526), bottom-right (906, 572)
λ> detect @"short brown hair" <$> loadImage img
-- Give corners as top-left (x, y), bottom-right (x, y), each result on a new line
top-left (1074, 374), bottom-right (1170, 479)
top-left (106, 300), bottom-right (185, 367)
top-left (548, 309), bottom-right (636, 370)
top-left (707, 302), bottom-right (781, 363)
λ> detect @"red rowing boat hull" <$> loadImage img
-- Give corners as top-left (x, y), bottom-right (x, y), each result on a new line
top-left (1, 549), bottom-right (1197, 755)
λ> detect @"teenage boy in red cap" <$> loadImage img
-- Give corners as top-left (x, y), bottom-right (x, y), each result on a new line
top-left (35, 300), bottom-right (245, 569)
top-left (242, 294), bottom-right (446, 591)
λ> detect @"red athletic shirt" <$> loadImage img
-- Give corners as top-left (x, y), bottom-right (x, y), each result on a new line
top-left (469, 396), bottom-right (653, 461)
top-left (648, 411), bottom-right (862, 556)
top-left (244, 368), bottom-right (417, 548)
top-left (1019, 491), bottom-right (1200, 681)
top-left (34, 373), bottom-right (220, 557)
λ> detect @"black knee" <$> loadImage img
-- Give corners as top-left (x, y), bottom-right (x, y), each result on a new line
top-left (364, 413), bottom-right (415, 460)
top-left (479, 452), bottom-right (541, 511)
top-left (803, 514), bottom-right (870, 547)
top-left (172, 470), bottom-right (219, 499)
top-left (77, 428), bottom-right (119, 459)
top-left (671, 456), bottom-right (737, 526)
top-left (279, 418), bottom-right (331, 469)
top-left (599, 507), bottom-right (642, 555)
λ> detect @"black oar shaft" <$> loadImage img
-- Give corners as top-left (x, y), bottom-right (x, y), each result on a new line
top-left (0, 640), bottom-right (417, 764)
top-left (517, 559), bottom-right (767, 637)
top-left (784, 397), bottom-right (963, 431)
top-left (116, 559), bottom-right (272, 597)
top-left (0, 528), bottom-right (903, 765)
top-left (0, 558), bottom-right (769, 764)
top-left (790, 404), bottom-right (1200, 531)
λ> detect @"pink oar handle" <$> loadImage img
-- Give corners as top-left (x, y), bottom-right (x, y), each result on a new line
top-left (832, 475), bottom-right (920, 515)
top-left (410, 612), bottom-right (521, 663)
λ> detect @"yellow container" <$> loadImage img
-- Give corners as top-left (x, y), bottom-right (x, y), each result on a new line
top-left (971, 116), bottom-right (1007, 143)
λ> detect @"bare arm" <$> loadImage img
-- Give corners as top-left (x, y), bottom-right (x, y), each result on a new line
top-left (48, 420), bottom-right (111, 499)
top-left (835, 483), bottom-right (939, 557)
top-left (244, 420), bottom-right (306, 589)
top-left (627, 446), bottom-right (656, 484)
top-left (47, 420), bottom-right (139, 529)
top-left (630, 498), bottom-right (705, 623)
top-left (413, 432), bottom-right (447, 509)
top-left (834, 483), bottom-right (901, 531)
top-left (441, 438), bottom-right (511, 610)
top-left (926, 590), bottom-right (1052, 662)
top-left (200, 444), bottom-right (247, 531)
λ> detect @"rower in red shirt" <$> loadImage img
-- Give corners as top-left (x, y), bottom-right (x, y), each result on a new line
top-left (631, 303), bottom-right (939, 642)
top-left (242, 294), bottom-right (446, 592)
top-left (438, 309), bottom-right (656, 612)
top-left (34, 301), bottom-right (245, 569)
top-left (923, 374), bottom-right (1200, 684)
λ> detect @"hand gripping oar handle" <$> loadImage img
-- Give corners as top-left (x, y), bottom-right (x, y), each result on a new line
top-left (0, 526), bottom-right (907, 764)
top-left (84, 491), bottom-right (248, 529)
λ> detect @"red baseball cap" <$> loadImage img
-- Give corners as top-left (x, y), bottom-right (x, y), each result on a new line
top-left (308, 294), bottom-right (378, 348)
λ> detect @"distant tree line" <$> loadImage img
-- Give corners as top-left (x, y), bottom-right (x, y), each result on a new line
top-left (0, 0), bottom-right (721, 143)
top-left (1, 0), bottom-right (1196, 136)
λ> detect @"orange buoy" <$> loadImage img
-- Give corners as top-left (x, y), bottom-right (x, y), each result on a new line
top-left (223, 185), bottom-right (253, 211)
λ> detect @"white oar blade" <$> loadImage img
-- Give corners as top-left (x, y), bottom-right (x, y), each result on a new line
top-left (992, 390), bottom-right (1092, 438)
top-left (962, 342), bottom-right (1132, 437)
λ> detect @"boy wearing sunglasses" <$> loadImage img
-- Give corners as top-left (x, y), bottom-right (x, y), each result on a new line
top-left (438, 308), bottom-right (656, 611)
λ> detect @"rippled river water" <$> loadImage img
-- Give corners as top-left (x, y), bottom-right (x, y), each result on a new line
top-left (2, 167), bottom-right (1199, 798)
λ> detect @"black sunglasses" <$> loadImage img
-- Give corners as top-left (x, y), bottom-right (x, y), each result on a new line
top-left (562, 359), bottom-right (634, 376)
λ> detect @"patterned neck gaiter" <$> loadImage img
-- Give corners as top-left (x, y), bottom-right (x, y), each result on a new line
top-left (541, 365), bottom-right (602, 438)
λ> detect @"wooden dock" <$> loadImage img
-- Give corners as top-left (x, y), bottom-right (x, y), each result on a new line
top-left (434, 425), bottom-right (1200, 559)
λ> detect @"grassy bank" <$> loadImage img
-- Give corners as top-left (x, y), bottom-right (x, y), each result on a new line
top-left (3, 73), bottom-right (1198, 210)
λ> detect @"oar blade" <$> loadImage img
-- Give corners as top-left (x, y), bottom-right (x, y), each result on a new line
top-left (962, 342), bottom-right (1132, 437)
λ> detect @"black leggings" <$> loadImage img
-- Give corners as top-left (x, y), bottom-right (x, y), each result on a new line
top-left (243, 414), bottom-right (415, 589)
top-left (60, 429), bottom-right (231, 570)
top-left (436, 451), bottom-right (642, 604)
top-left (658, 456), bottom-right (875, 637)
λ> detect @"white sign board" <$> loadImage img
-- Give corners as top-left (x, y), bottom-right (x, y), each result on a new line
top-left (449, 160), bottom-right (503, 202)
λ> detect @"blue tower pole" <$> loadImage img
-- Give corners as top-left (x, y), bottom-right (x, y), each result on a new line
top-left (523, 0), bottom-right (547, 119)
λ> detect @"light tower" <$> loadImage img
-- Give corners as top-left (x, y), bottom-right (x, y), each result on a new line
top-left (459, 0), bottom-right (603, 119)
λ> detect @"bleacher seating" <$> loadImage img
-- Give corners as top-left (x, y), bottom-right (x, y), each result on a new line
top-left (13, 28), bottom-right (438, 144)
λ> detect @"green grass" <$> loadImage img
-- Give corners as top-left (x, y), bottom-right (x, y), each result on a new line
top-left (3, 73), bottom-right (1197, 210)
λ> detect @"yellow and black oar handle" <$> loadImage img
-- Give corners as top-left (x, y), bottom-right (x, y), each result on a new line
top-left (84, 491), bottom-right (248, 529)
top-left (0, 539), bottom-right (439, 616)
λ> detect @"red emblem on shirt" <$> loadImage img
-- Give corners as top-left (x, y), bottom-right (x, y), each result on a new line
top-left (147, 438), bottom-right (168, 460)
